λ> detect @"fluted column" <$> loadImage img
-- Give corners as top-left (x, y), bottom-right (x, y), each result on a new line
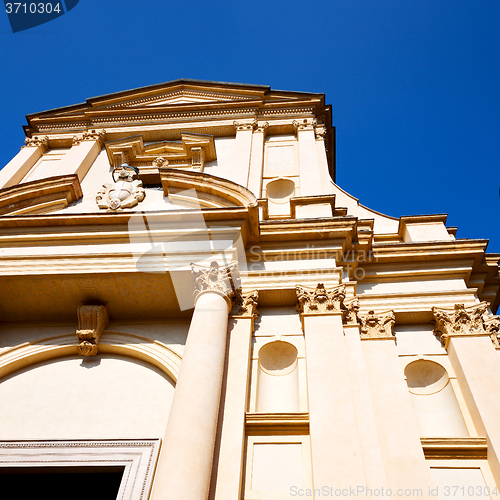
top-left (297, 283), bottom-right (365, 490)
top-left (433, 303), bottom-right (500, 483)
top-left (151, 261), bottom-right (238, 500)
top-left (58, 129), bottom-right (105, 181)
top-left (0, 136), bottom-right (48, 188)
top-left (212, 291), bottom-right (259, 500)
top-left (359, 310), bottom-right (433, 493)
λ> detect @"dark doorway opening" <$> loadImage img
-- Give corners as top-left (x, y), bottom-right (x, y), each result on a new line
top-left (0, 465), bottom-right (125, 500)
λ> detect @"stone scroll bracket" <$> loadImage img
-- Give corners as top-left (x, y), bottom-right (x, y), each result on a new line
top-left (432, 302), bottom-right (500, 349)
top-left (76, 304), bottom-right (109, 356)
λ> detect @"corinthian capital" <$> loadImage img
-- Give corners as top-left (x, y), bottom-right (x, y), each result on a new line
top-left (231, 289), bottom-right (259, 318)
top-left (234, 120), bottom-right (257, 132)
top-left (296, 283), bottom-right (346, 315)
top-left (432, 302), bottom-right (492, 347)
top-left (191, 261), bottom-right (240, 303)
top-left (343, 297), bottom-right (360, 326)
top-left (76, 304), bottom-right (109, 356)
top-left (24, 135), bottom-right (49, 152)
top-left (293, 118), bottom-right (317, 133)
top-left (73, 129), bottom-right (106, 147)
top-left (359, 310), bottom-right (395, 339)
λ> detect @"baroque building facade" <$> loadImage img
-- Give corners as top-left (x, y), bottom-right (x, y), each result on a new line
top-left (0, 79), bottom-right (499, 499)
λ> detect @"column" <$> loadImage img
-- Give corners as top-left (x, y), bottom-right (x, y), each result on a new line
top-left (58, 129), bottom-right (105, 181)
top-left (359, 310), bottom-right (433, 493)
top-left (293, 119), bottom-right (323, 196)
top-left (151, 261), bottom-right (238, 500)
top-left (342, 299), bottom-right (388, 489)
top-left (0, 136), bottom-right (48, 188)
top-left (297, 283), bottom-right (365, 491)
top-left (433, 303), bottom-right (500, 483)
top-left (247, 122), bottom-right (267, 198)
top-left (232, 121), bottom-right (254, 188)
top-left (212, 291), bottom-right (258, 500)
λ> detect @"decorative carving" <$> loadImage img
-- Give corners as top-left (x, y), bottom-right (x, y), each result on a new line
top-left (293, 118), bottom-right (317, 133)
top-left (24, 135), bottom-right (49, 151)
top-left (191, 261), bottom-right (240, 303)
top-left (315, 126), bottom-right (327, 140)
top-left (342, 297), bottom-right (360, 326)
top-left (484, 316), bottom-right (500, 348)
top-left (296, 283), bottom-right (346, 315)
top-left (254, 122), bottom-right (269, 134)
top-left (432, 303), bottom-right (491, 347)
top-left (231, 289), bottom-right (259, 318)
top-left (96, 166), bottom-right (146, 211)
top-left (73, 129), bottom-right (105, 147)
top-left (234, 120), bottom-right (257, 132)
top-left (359, 310), bottom-right (396, 339)
top-left (153, 156), bottom-right (169, 168)
top-left (76, 304), bottom-right (109, 356)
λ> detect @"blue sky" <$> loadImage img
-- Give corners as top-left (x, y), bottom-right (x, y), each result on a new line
top-left (0, 0), bottom-right (498, 251)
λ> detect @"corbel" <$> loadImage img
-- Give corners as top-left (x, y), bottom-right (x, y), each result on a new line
top-left (76, 304), bottom-right (109, 356)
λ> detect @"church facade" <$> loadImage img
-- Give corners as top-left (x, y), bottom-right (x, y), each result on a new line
top-left (0, 79), bottom-right (499, 499)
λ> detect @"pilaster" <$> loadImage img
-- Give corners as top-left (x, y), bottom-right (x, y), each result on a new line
top-left (213, 291), bottom-right (259, 500)
top-left (232, 121), bottom-right (255, 189)
top-left (0, 136), bottom-right (49, 188)
top-left (247, 122), bottom-right (268, 198)
top-left (297, 283), bottom-right (365, 490)
top-left (293, 119), bottom-right (324, 196)
top-left (359, 309), bottom-right (433, 493)
top-left (433, 303), bottom-right (500, 484)
top-left (58, 129), bottom-right (105, 182)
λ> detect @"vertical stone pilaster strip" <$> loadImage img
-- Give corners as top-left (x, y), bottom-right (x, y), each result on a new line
top-left (433, 303), bottom-right (500, 483)
top-left (297, 283), bottom-right (366, 491)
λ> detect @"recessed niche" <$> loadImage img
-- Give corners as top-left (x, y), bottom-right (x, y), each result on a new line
top-left (266, 179), bottom-right (295, 204)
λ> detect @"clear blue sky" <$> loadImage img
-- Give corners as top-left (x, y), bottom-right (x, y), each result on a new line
top-left (0, 0), bottom-right (498, 251)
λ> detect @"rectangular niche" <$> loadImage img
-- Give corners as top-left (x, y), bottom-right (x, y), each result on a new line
top-left (0, 439), bottom-right (160, 500)
top-left (244, 435), bottom-right (312, 500)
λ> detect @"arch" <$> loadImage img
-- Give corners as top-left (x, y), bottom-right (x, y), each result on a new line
top-left (159, 168), bottom-right (258, 209)
top-left (0, 331), bottom-right (181, 383)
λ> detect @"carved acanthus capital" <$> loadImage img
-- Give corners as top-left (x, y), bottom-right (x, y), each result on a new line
top-left (76, 304), bottom-right (109, 356)
top-left (484, 316), bottom-right (500, 348)
top-left (315, 125), bottom-right (327, 140)
top-left (153, 156), bottom-right (169, 168)
top-left (296, 283), bottom-right (346, 316)
top-left (343, 297), bottom-right (360, 326)
top-left (191, 261), bottom-right (240, 304)
top-left (234, 120), bottom-right (257, 132)
top-left (231, 289), bottom-right (259, 319)
top-left (24, 135), bottom-right (49, 152)
top-left (254, 122), bottom-right (269, 135)
top-left (432, 302), bottom-right (490, 347)
top-left (293, 118), bottom-right (317, 133)
top-left (73, 129), bottom-right (105, 147)
top-left (359, 310), bottom-right (395, 339)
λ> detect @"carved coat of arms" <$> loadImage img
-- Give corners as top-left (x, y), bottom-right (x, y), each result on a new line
top-left (96, 166), bottom-right (146, 211)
